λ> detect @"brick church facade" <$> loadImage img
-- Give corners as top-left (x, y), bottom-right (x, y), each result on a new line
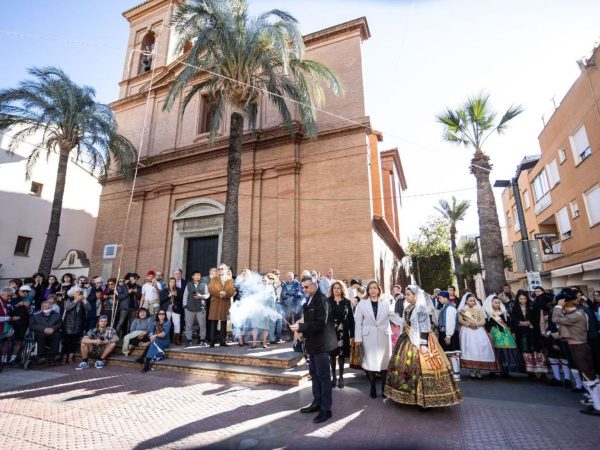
top-left (90, 0), bottom-right (408, 291)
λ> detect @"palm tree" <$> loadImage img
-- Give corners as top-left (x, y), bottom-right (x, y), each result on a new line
top-left (0, 67), bottom-right (136, 276)
top-left (436, 93), bottom-right (523, 294)
top-left (435, 196), bottom-right (470, 293)
top-left (164, 0), bottom-right (342, 273)
top-left (456, 239), bottom-right (482, 295)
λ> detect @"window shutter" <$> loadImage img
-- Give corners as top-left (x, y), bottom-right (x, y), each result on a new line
top-left (584, 185), bottom-right (600, 226)
top-left (556, 207), bottom-right (571, 238)
top-left (546, 160), bottom-right (560, 187)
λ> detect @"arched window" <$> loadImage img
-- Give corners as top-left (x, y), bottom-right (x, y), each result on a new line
top-left (138, 31), bottom-right (156, 74)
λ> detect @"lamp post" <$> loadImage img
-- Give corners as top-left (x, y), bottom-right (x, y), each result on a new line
top-left (494, 155), bottom-right (541, 274)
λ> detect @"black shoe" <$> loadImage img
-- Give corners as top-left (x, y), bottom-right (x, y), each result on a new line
top-left (370, 383), bottom-right (377, 399)
top-left (580, 406), bottom-right (600, 416)
top-left (331, 376), bottom-right (337, 386)
top-left (210, 342), bottom-right (215, 348)
top-left (338, 378), bottom-right (344, 389)
top-left (547, 378), bottom-right (562, 386)
top-left (142, 359), bottom-right (151, 373)
top-left (572, 387), bottom-right (585, 394)
top-left (300, 403), bottom-right (321, 413)
top-left (313, 411), bottom-right (332, 424)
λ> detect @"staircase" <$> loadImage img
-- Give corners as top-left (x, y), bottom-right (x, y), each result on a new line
top-left (109, 342), bottom-right (310, 386)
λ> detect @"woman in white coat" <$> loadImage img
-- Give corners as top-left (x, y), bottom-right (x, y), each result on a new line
top-left (354, 281), bottom-right (402, 398)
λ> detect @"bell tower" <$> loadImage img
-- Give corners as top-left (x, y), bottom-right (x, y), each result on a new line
top-left (118, 0), bottom-right (180, 99)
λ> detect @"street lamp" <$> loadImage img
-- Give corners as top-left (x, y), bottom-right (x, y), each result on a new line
top-left (494, 155), bottom-right (541, 273)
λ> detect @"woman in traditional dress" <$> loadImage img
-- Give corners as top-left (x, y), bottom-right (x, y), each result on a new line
top-left (385, 285), bottom-right (462, 408)
top-left (539, 293), bottom-right (571, 386)
top-left (511, 289), bottom-right (548, 377)
top-left (457, 293), bottom-right (498, 378)
top-left (354, 281), bottom-right (399, 398)
top-left (483, 294), bottom-right (523, 377)
top-left (328, 281), bottom-right (354, 389)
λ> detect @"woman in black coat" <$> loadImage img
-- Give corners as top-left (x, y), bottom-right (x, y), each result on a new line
top-left (511, 289), bottom-right (548, 377)
top-left (328, 281), bottom-right (354, 388)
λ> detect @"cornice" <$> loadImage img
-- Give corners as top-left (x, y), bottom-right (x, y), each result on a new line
top-left (104, 120), bottom-right (369, 185)
top-left (304, 17), bottom-right (370, 47)
top-left (123, 0), bottom-right (181, 22)
top-left (372, 215), bottom-right (405, 260)
top-left (380, 148), bottom-right (408, 191)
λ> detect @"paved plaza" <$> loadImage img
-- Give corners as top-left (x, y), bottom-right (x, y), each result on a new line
top-left (0, 364), bottom-right (598, 449)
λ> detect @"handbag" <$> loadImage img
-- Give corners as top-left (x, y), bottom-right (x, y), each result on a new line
top-left (151, 341), bottom-right (166, 361)
top-left (349, 338), bottom-right (363, 369)
top-left (292, 339), bottom-right (304, 353)
top-left (0, 323), bottom-right (14, 340)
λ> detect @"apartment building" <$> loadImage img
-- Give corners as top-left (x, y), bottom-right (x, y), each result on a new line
top-left (501, 44), bottom-right (600, 294)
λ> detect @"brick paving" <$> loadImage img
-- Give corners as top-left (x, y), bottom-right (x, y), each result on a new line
top-left (0, 365), bottom-right (598, 449)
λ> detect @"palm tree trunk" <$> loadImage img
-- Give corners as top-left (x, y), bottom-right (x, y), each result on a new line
top-left (38, 146), bottom-right (70, 276)
top-left (471, 151), bottom-right (506, 295)
top-left (221, 112), bottom-right (243, 274)
top-left (467, 276), bottom-right (477, 294)
top-left (450, 227), bottom-right (465, 293)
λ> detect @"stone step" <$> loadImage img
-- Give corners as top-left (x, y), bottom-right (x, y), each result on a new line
top-left (122, 341), bottom-right (303, 369)
top-left (108, 354), bottom-right (311, 386)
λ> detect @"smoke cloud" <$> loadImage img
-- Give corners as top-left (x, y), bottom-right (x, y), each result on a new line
top-left (230, 271), bottom-right (280, 337)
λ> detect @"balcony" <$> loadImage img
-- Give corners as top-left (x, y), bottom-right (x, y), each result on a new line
top-left (535, 192), bottom-right (552, 215)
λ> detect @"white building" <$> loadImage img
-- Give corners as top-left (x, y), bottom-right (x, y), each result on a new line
top-left (0, 130), bottom-right (102, 282)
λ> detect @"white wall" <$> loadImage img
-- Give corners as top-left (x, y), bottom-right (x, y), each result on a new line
top-left (0, 131), bottom-right (101, 280)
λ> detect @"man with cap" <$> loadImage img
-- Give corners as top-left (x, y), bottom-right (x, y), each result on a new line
top-left (77, 315), bottom-right (118, 369)
top-left (438, 290), bottom-right (461, 381)
top-left (392, 284), bottom-right (404, 314)
top-left (141, 271), bottom-right (161, 315)
top-left (6, 285), bottom-right (32, 366)
top-left (125, 272), bottom-right (141, 329)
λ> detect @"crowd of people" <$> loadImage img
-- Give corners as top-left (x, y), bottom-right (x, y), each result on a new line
top-left (1, 267), bottom-right (600, 418)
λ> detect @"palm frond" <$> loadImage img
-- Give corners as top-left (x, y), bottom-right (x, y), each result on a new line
top-left (496, 104), bottom-right (524, 134)
top-left (437, 92), bottom-right (521, 153)
top-left (165, 0), bottom-right (341, 139)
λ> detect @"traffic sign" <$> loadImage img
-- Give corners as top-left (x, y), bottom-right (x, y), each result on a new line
top-left (527, 272), bottom-right (541, 291)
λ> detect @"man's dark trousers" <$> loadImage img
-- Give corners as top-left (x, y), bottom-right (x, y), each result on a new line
top-left (34, 332), bottom-right (61, 357)
top-left (308, 352), bottom-right (332, 412)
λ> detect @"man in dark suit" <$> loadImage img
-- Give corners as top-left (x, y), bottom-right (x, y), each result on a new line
top-left (290, 276), bottom-right (337, 424)
top-left (173, 269), bottom-right (187, 302)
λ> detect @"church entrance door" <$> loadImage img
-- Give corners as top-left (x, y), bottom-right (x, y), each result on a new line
top-left (185, 236), bottom-right (219, 280)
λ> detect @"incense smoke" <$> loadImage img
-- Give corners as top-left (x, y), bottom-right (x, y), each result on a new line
top-left (230, 270), bottom-right (281, 337)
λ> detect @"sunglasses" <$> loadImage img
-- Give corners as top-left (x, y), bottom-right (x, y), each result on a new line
top-left (158, 312), bottom-right (166, 315)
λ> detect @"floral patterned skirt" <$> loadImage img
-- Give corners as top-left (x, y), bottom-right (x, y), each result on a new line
top-left (384, 332), bottom-right (463, 408)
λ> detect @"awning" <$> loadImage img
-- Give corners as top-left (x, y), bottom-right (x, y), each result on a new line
top-left (551, 264), bottom-right (583, 277)
top-left (583, 259), bottom-right (600, 271)
top-left (551, 276), bottom-right (568, 289)
top-left (540, 276), bottom-right (553, 290)
top-left (567, 274), bottom-right (586, 286)
top-left (583, 269), bottom-right (600, 281)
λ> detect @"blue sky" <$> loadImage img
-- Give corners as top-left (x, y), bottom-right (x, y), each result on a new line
top-left (2, 0), bottom-right (600, 242)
